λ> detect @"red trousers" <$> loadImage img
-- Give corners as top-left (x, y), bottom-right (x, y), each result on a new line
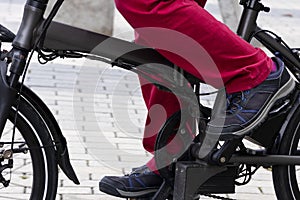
top-left (114, 0), bottom-right (272, 171)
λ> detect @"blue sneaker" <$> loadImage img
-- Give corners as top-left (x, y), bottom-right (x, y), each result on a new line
top-left (207, 57), bottom-right (295, 138)
top-left (99, 165), bottom-right (163, 198)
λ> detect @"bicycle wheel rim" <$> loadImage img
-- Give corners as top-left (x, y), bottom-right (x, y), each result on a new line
top-left (287, 122), bottom-right (300, 199)
top-left (272, 106), bottom-right (300, 200)
top-left (0, 98), bottom-right (58, 200)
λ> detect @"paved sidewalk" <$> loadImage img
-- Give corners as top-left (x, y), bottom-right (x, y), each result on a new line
top-left (0, 0), bottom-right (300, 199)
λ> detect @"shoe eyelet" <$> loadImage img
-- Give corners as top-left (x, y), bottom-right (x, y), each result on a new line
top-left (244, 90), bottom-right (250, 95)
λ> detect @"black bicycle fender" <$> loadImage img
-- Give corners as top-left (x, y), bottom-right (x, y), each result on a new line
top-left (21, 84), bottom-right (80, 185)
top-left (0, 61), bottom-right (17, 135)
top-left (0, 60), bottom-right (79, 184)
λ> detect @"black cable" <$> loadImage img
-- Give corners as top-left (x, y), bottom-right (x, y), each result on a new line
top-left (250, 29), bottom-right (299, 60)
top-left (198, 91), bottom-right (218, 96)
top-left (11, 0), bottom-right (65, 154)
top-left (235, 165), bottom-right (259, 186)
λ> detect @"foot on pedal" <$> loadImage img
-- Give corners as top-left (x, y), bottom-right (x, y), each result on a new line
top-left (207, 57), bottom-right (296, 139)
top-left (99, 165), bottom-right (163, 198)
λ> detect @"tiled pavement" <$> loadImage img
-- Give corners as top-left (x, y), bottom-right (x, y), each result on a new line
top-left (0, 0), bottom-right (300, 199)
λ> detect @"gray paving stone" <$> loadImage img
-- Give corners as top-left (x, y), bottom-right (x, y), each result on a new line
top-left (57, 187), bottom-right (92, 195)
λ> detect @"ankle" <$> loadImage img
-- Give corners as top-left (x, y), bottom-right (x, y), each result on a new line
top-left (271, 60), bottom-right (277, 72)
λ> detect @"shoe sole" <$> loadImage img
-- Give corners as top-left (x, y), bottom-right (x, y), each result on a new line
top-left (116, 188), bottom-right (158, 198)
top-left (219, 76), bottom-right (296, 139)
top-left (99, 181), bottom-right (158, 198)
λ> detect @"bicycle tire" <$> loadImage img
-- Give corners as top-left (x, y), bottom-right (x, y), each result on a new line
top-left (0, 95), bottom-right (58, 199)
top-left (272, 105), bottom-right (300, 200)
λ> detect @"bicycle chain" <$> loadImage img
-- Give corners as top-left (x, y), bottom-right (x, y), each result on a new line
top-left (130, 194), bottom-right (236, 200)
top-left (202, 194), bottom-right (236, 200)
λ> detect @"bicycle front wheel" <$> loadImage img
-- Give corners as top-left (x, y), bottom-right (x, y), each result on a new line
top-left (0, 97), bottom-right (58, 199)
top-left (272, 105), bottom-right (300, 200)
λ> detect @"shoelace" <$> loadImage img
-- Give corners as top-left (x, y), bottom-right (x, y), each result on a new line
top-left (226, 90), bottom-right (250, 114)
top-left (125, 165), bottom-right (152, 177)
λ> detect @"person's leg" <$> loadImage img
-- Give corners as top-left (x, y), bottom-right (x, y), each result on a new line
top-left (114, 0), bottom-right (271, 172)
top-left (115, 0), bottom-right (294, 143)
top-left (115, 0), bottom-right (272, 93)
top-left (99, 77), bottom-right (180, 198)
top-left (100, 0), bottom-right (295, 198)
top-left (139, 77), bottom-right (180, 156)
top-left (117, 0), bottom-right (218, 176)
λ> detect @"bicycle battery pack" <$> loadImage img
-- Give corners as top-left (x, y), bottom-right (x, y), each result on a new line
top-left (174, 161), bottom-right (238, 199)
top-left (197, 165), bottom-right (237, 194)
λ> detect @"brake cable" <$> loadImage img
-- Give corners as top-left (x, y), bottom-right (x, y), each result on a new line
top-left (5, 0), bottom-right (65, 185)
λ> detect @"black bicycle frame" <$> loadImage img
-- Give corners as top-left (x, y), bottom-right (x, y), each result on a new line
top-left (39, 0), bottom-right (300, 165)
top-left (0, 0), bottom-right (50, 137)
top-left (1, 0), bottom-right (300, 189)
top-left (40, 0), bottom-right (300, 79)
top-left (42, 21), bottom-right (173, 68)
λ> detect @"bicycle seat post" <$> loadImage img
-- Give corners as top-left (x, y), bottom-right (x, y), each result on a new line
top-left (237, 0), bottom-right (270, 41)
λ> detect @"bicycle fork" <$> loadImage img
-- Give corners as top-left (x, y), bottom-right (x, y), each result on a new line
top-left (0, 0), bottom-right (80, 185)
top-left (0, 0), bottom-right (47, 136)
